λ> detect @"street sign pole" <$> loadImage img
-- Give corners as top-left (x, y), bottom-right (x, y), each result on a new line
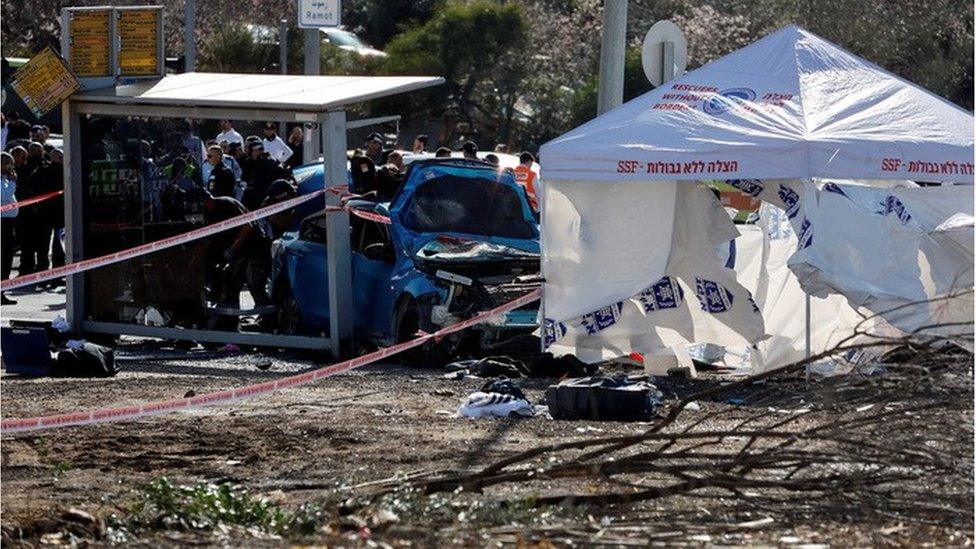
top-left (303, 28), bottom-right (320, 161)
top-left (661, 41), bottom-right (674, 84)
top-left (597, 0), bottom-right (628, 115)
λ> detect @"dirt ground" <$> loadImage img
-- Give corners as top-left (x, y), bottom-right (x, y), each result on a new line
top-left (1, 340), bottom-right (972, 547)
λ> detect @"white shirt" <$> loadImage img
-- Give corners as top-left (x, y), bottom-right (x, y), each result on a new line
top-left (215, 128), bottom-right (243, 145)
top-left (263, 135), bottom-right (293, 164)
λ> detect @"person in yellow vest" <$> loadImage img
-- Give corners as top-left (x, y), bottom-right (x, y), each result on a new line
top-left (513, 151), bottom-right (538, 211)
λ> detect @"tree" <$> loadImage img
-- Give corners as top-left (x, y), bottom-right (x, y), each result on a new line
top-left (380, 0), bottom-right (529, 145)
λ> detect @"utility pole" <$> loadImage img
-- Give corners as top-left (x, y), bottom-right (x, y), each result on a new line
top-left (303, 28), bottom-right (321, 161)
top-left (279, 19), bottom-right (289, 136)
top-left (184, 0), bottom-right (196, 71)
top-left (597, 0), bottom-right (628, 115)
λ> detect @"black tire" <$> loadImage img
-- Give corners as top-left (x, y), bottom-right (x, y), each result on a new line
top-left (275, 282), bottom-right (305, 336)
top-left (394, 296), bottom-right (449, 367)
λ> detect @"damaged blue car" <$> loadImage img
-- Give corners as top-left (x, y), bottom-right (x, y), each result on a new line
top-left (270, 158), bottom-right (541, 363)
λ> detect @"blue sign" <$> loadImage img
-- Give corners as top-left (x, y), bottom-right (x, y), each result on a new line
top-left (703, 87), bottom-right (756, 115)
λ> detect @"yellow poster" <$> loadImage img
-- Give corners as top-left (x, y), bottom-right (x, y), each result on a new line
top-left (70, 10), bottom-right (111, 77)
top-left (119, 9), bottom-right (160, 76)
top-left (10, 47), bottom-right (82, 117)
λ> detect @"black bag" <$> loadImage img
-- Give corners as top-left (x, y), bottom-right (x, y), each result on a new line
top-left (545, 376), bottom-right (662, 422)
top-left (530, 352), bottom-right (599, 379)
top-left (54, 343), bottom-right (119, 378)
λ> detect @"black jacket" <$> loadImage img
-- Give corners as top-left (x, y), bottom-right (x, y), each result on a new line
top-left (207, 162), bottom-right (236, 198)
top-left (240, 154), bottom-right (288, 210)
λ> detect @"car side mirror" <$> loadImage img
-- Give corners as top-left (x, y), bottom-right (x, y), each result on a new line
top-left (362, 242), bottom-right (395, 263)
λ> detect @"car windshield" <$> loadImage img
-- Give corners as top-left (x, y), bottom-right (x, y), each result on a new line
top-left (325, 30), bottom-right (366, 48)
top-left (404, 175), bottom-right (535, 240)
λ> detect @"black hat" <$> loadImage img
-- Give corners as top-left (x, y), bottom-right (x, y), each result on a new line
top-left (263, 179), bottom-right (298, 207)
top-left (461, 141), bottom-right (478, 154)
top-left (365, 132), bottom-right (384, 145)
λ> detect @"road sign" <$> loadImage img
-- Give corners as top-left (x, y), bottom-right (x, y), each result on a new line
top-left (118, 8), bottom-right (162, 77)
top-left (10, 47), bottom-right (81, 118)
top-left (68, 9), bottom-right (112, 78)
top-left (642, 20), bottom-right (688, 87)
top-left (298, 0), bottom-right (341, 28)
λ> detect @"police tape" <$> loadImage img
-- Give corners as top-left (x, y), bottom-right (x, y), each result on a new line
top-left (339, 206), bottom-right (392, 225)
top-left (0, 190), bottom-right (327, 292)
top-left (0, 288), bottom-right (541, 434)
top-left (0, 190), bottom-right (64, 213)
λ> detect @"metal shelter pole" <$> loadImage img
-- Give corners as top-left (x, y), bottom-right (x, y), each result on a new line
top-left (597, 0), bottom-right (628, 115)
top-left (184, 0), bottom-right (196, 72)
top-left (63, 101), bottom-right (85, 331)
top-left (322, 110), bottom-right (353, 358)
top-left (303, 29), bottom-right (321, 162)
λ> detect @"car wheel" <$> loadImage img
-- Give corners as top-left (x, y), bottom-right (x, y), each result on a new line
top-left (394, 297), bottom-right (448, 367)
top-left (275, 282), bottom-right (305, 336)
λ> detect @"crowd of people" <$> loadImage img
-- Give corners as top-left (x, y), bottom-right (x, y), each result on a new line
top-left (1, 112), bottom-right (65, 305)
top-left (0, 112), bottom-right (540, 324)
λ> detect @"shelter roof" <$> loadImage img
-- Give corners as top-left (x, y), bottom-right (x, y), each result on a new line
top-left (74, 72), bottom-right (444, 112)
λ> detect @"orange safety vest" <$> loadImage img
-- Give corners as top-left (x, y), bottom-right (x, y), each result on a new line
top-left (513, 165), bottom-right (538, 210)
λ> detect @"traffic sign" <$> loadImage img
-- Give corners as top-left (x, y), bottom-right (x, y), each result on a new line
top-left (10, 47), bottom-right (81, 118)
top-left (642, 20), bottom-right (688, 87)
top-left (298, 0), bottom-right (341, 28)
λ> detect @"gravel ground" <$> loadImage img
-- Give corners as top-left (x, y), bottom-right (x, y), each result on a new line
top-left (1, 338), bottom-right (972, 547)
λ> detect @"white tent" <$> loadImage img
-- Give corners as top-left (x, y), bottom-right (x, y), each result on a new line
top-left (542, 25), bottom-right (973, 184)
top-left (539, 26), bottom-right (974, 367)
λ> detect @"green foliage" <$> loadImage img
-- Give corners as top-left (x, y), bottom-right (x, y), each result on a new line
top-left (198, 25), bottom-right (276, 74)
top-left (380, 0), bottom-right (529, 143)
top-left (567, 46), bottom-right (655, 128)
top-left (342, 0), bottom-right (441, 50)
top-left (118, 477), bottom-right (327, 536)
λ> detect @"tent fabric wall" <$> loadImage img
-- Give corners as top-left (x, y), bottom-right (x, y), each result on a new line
top-left (785, 182), bottom-right (974, 341)
top-left (734, 204), bottom-right (900, 372)
top-left (542, 182), bottom-right (765, 365)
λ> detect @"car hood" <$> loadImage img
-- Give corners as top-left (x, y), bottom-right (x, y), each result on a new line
top-left (411, 236), bottom-right (540, 279)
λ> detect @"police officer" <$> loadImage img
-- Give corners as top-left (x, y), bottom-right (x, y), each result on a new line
top-left (201, 190), bottom-right (272, 327)
top-left (205, 145), bottom-right (236, 197)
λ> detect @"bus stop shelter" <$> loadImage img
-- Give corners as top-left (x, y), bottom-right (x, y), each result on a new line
top-left (62, 72), bottom-right (443, 356)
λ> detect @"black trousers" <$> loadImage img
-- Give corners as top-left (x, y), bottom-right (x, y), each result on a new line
top-left (1, 218), bottom-right (15, 280)
top-left (17, 217), bottom-right (50, 275)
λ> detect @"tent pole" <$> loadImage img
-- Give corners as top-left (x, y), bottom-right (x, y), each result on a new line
top-left (804, 292), bottom-right (811, 382)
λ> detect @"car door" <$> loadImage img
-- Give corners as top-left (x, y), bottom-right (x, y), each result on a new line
top-left (350, 210), bottom-right (396, 336)
top-left (287, 212), bottom-right (331, 331)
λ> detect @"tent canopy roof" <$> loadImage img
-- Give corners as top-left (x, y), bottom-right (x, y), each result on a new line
top-left (541, 26), bottom-right (974, 183)
top-left (74, 72), bottom-right (444, 112)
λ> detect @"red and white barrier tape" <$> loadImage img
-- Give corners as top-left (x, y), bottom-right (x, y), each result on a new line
top-left (339, 206), bottom-right (392, 225)
top-left (0, 190), bottom-right (326, 292)
top-left (0, 289), bottom-right (541, 434)
top-left (0, 190), bottom-right (63, 213)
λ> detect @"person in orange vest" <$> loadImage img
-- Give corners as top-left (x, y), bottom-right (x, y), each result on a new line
top-left (513, 151), bottom-right (538, 211)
